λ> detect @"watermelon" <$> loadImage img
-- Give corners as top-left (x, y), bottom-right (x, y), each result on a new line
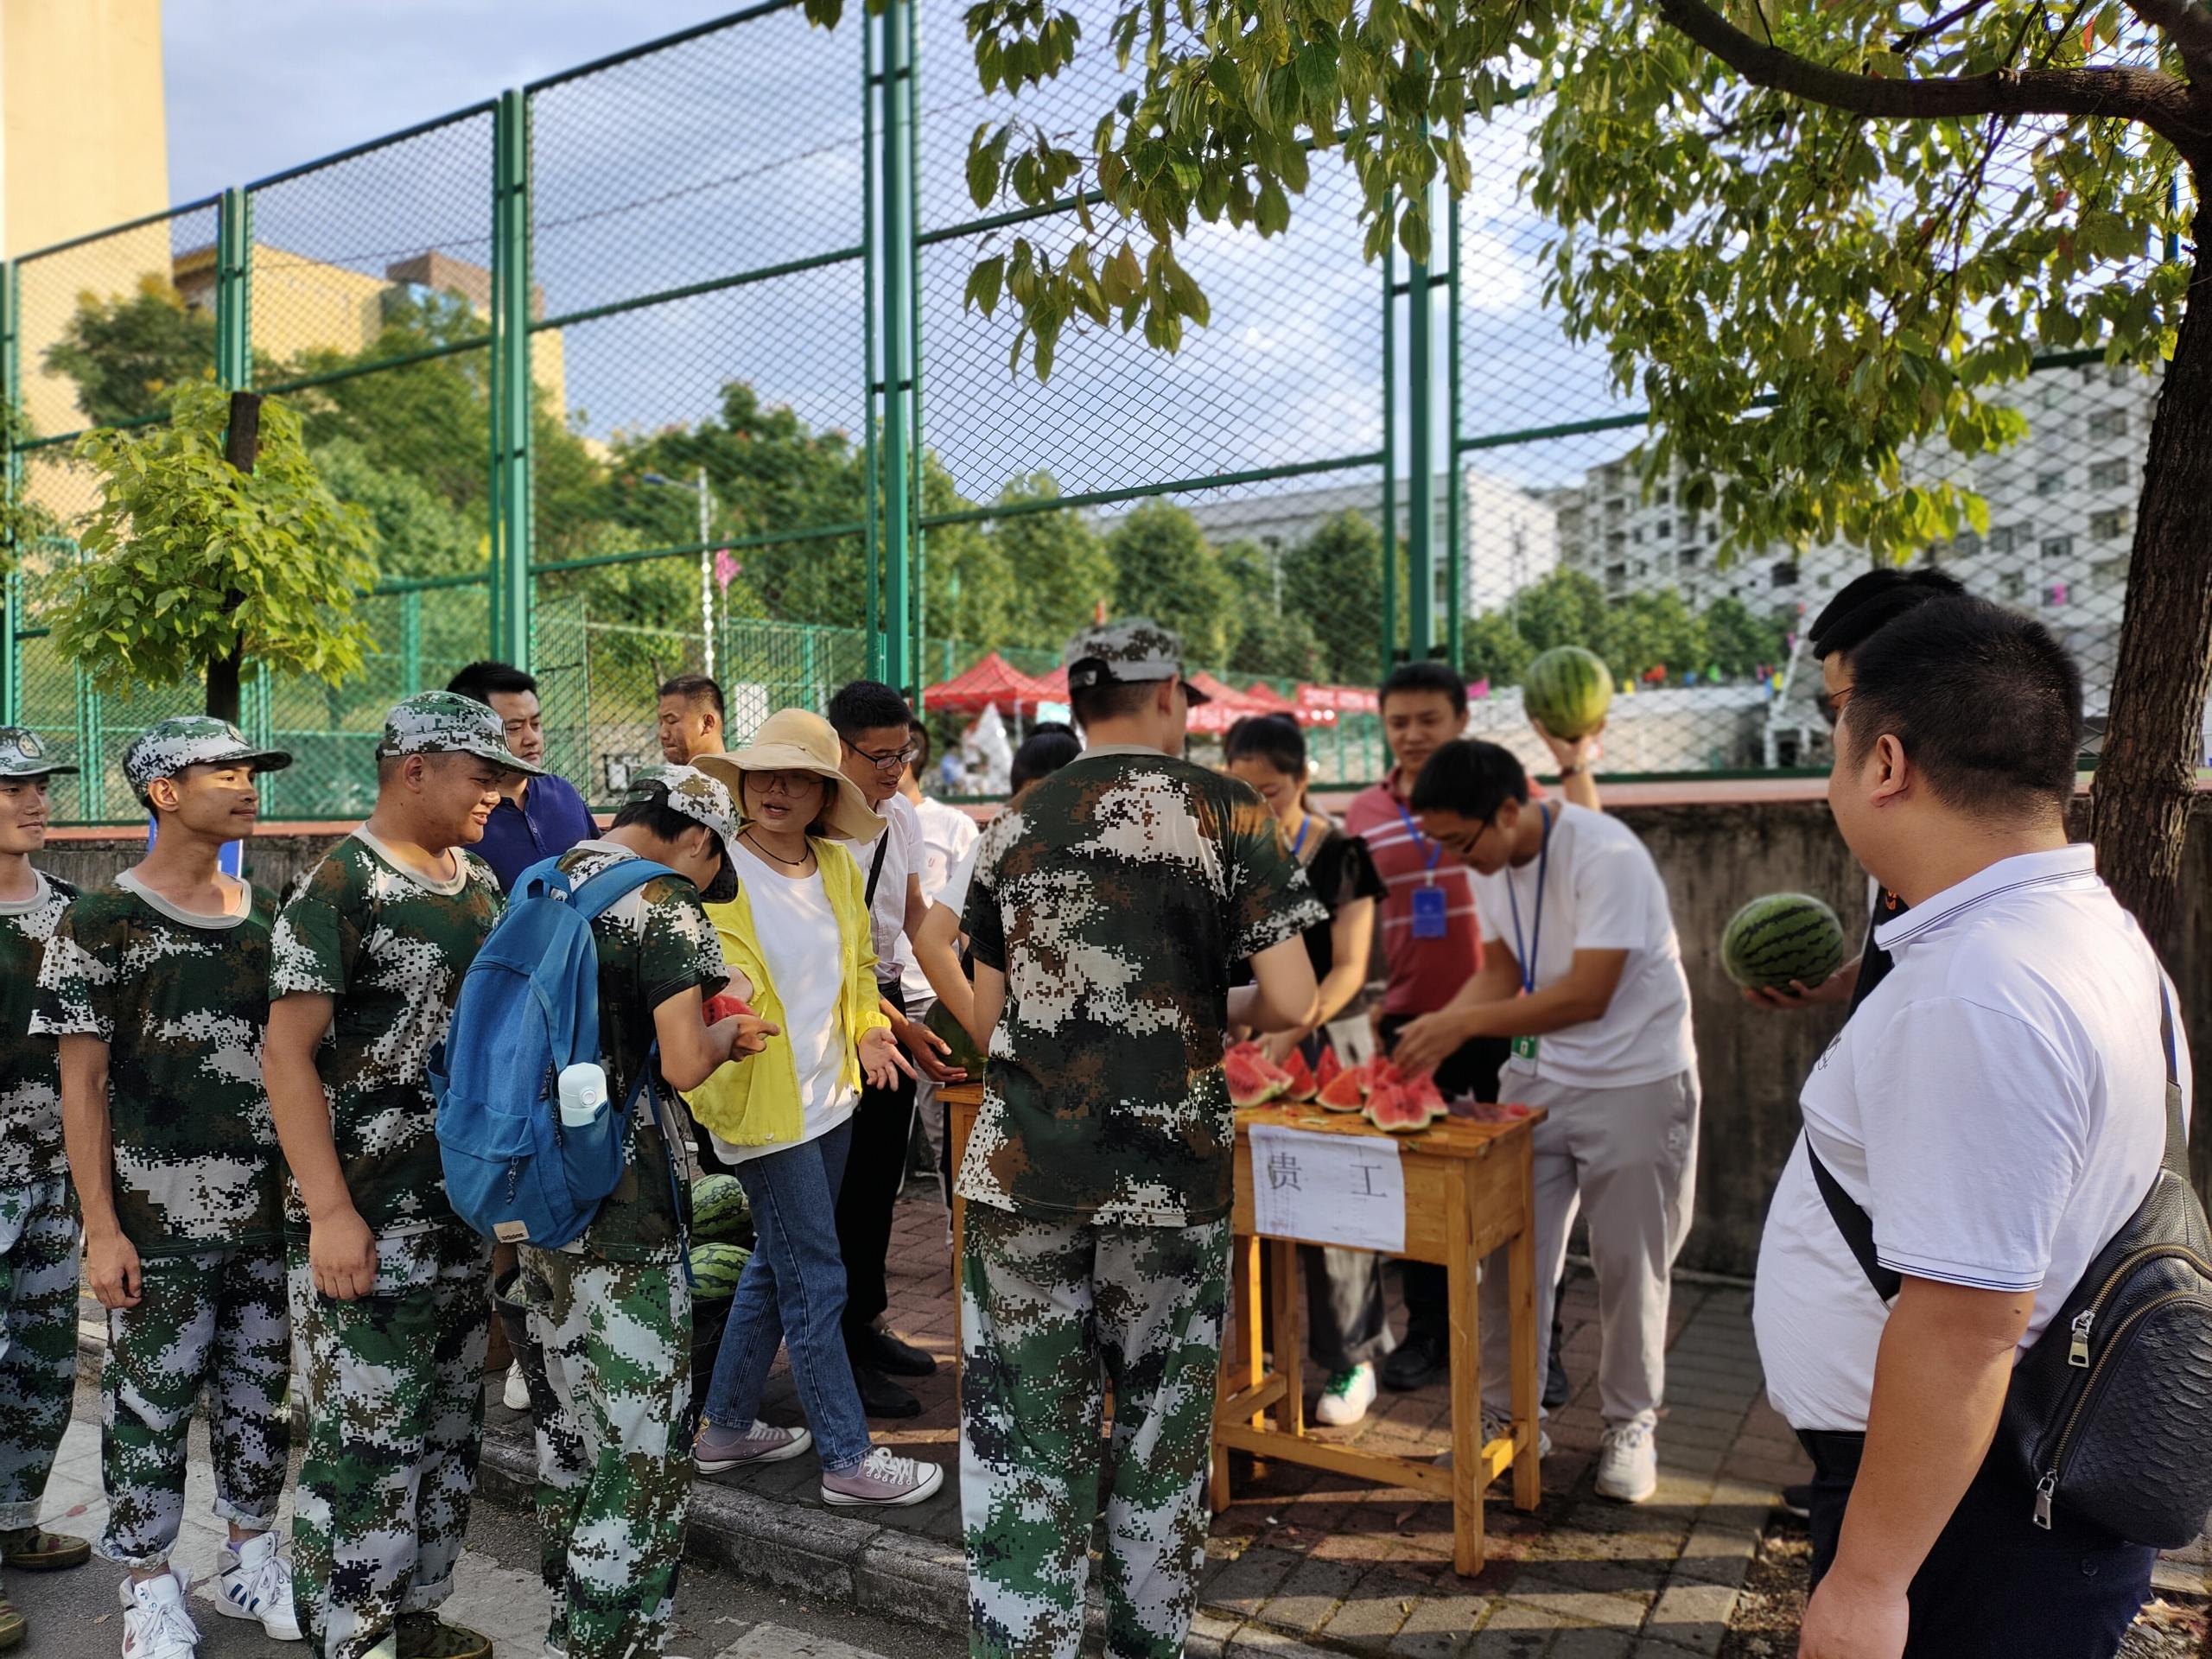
top-left (1522, 645), bottom-right (1614, 741)
top-left (1313, 1046), bottom-right (1344, 1096)
top-left (691, 1174), bottom-right (752, 1245)
top-left (1225, 1046), bottom-right (1287, 1107)
top-left (1720, 892), bottom-right (1847, 992)
top-left (1279, 1047), bottom-right (1317, 1102)
top-left (1315, 1061), bottom-right (1368, 1112)
top-left (690, 1241), bottom-right (753, 1300)
top-left (1365, 1077), bottom-right (1434, 1134)
top-left (1465, 1101), bottom-right (1535, 1123)
top-left (1404, 1072), bottom-right (1447, 1122)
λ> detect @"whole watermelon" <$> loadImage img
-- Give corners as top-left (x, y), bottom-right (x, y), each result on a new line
top-left (1522, 645), bottom-right (1613, 741)
top-left (690, 1241), bottom-right (753, 1300)
top-left (1720, 893), bottom-right (1847, 992)
top-left (691, 1173), bottom-right (753, 1247)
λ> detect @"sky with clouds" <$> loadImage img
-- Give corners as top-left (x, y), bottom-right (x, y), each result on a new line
top-left (162, 1), bottom-right (1638, 512)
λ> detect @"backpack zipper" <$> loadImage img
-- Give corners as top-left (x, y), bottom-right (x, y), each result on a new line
top-left (2064, 1244), bottom-right (2212, 1366)
top-left (2037, 1288), bottom-right (2206, 1527)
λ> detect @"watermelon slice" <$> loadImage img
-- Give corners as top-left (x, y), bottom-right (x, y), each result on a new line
top-left (1365, 1077), bottom-right (1431, 1133)
top-left (1403, 1072), bottom-right (1448, 1124)
top-left (1314, 1059), bottom-right (1368, 1112)
top-left (1464, 1101), bottom-right (1536, 1123)
top-left (1313, 1046), bottom-right (1344, 1095)
top-left (1224, 1046), bottom-right (1286, 1108)
top-left (1279, 1047), bottom-right (1317, 1102)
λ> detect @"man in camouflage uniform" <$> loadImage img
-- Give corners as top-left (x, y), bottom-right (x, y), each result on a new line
top-left (957, 621), bottom-right (1324, 1659)
top-left (0, 728), bottom-right (89, 1650)
top-left (264, 694), bottom-right (537, 1659)
top-left (33, 717), bottom-right (299, 1657)
top-left (511, 764), bottom-right (764, 1659)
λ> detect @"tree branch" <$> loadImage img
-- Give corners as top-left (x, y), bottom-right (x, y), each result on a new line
top-left (1656, 0), bottom-right (2211, 160)
top-left (2119, 0), bottom-right (2212, 79)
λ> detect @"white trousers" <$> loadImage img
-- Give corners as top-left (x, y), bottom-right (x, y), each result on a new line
top-left (1477, 1067), bottom-right (1700, 1427)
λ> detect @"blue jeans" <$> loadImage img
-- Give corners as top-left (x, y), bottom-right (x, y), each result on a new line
top-left (700, 1118), bottom-right (869, 1471)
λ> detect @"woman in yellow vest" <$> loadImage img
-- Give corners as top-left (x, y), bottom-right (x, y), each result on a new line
top-left (684, 709), bottom-right (943, 1507)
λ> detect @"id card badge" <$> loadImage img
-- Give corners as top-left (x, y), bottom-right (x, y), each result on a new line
top-left (1510, 1034), bottom-right (1540, 1062)
top-left (1410, 884), bottom-right (1448, 940)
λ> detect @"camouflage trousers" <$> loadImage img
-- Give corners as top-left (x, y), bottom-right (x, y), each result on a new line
top-left (289, 1224), bottom-right (490, 1659)
top-left (0, 1178), bottom-right (80, 1532)
top-left (959, 1205), bottom-right (1230, 1659)
top-left (516, 1245), bottom-right (691, 1659)
top-left (103, 1243), bottom-right (289, 1567)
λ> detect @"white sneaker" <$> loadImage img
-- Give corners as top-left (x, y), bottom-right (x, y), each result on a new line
top-left (1596, 1419), bottom-right (1659, 1503)
top-left (120, 1565), bottom-right (200, 1659)
top-left (1313, 1362), bottom-right (1376, 1427)
top-left (502, 1359), bottom-right (531, 1411)
top-left (820, 1446), bottom-right (945, 1508)
top-left (214, 1531), bottom-right (302, 1641)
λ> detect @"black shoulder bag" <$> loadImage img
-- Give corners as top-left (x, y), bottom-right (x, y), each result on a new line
top-left (1809, 986), bottom-right (2212, 1547)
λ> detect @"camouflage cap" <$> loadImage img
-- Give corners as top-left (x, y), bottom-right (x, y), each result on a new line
top-left (376, 690), bottom-right (547, 775)
top-left (620, 763), bottom-right (742, 858)
top-left (1062, 617), bottom-right (1211, 703)
top-left (123, 715), bottom-right (294, 795)
top-left (0, 726), bottom-right (78, 780)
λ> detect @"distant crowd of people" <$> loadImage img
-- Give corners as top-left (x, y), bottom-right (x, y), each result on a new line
top-left (0, 571), bottom-right (2193, 1659)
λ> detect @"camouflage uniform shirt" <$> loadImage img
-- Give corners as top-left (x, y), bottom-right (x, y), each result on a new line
top-left (270, 830), bottom-right (504, 1234)
top-left (958, 747), bottom-right (1325, 1228)
top-left (30, 874), bottom-right (283, 1254)
top-left (555, 841), bottom-right (726, 1261)
top-left (0, 870), bottom-right (77, 1186)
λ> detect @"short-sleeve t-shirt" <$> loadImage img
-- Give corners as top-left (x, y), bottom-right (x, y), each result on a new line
top-left (554, 841), bottom-right (726, 1260)
top-left (0, 870), bottom-right (77, 1187)
top-left (853, 791), bottom-right (925, 988)
top-left (901, 795), bottom-right (979, 1007)
top-left (1344, 773), bottom-right (1486, 1017)
top-left (32, 874), bottom-right (282, 1255)
top-left (1468, 802), bottom-right (1695, 1090)
top-left (269, 830), bottom-right (505, 1234)
top-left (958, 747), bottom-right (1326, 1228)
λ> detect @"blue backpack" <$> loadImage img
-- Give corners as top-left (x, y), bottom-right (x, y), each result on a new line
top-left (432, 853), bottom-right (677, 1250)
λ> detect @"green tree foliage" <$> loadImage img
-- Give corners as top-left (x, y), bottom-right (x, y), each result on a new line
top-left (1702, 595), bottom-right (1793, 680)
top-left (0, 401), bottom-right (61, 575)
top-left (1462, 608), bottom-right (1533, 686)
top-left (311, 437), bottom-right (479, 580)
top-left (1109, 499), bottom-right (1233, 666)
top-left (987, 473), bottom-right (1119, 649)
top-left (1280, 509), bottom-right (1385, 684)
top-left (1461, 570), bottom-right (1789, 690)
top-left (48, 385), bottom-right (376, 718)
top-left (1230, 607), bottom-right (1325, 680)
top-left (41, 277), bottom-right (219, 429)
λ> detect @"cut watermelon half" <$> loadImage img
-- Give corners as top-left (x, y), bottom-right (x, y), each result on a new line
top-left (1224, 1044), bottom-right (1287, 1108)
top-left (1365, 1077), bottom-right (1431, 1133)
top-left (1279, 1047), bottom-right (1317, 1102)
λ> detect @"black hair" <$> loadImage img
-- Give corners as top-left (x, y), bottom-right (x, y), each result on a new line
top-left (446, 660), bottom-right (537, 705)
top-left (1378, 659), bottom-right (1468, 718)
top-left (1807, 569), bottom-right (1967, 662)
top-left (907, 719), bottom-right (932, 768)
top-left (612, 788), bottom-right (738, 900)
top-left (1068, 680), bottom-right (1155, 730)
top-left (828, 679), bottom-right (913, 738)
top-left (1840, 596), bottom-right (2082, 820)
top-left (1011, 725), bottom-right (1083, 791)
top-left (1408, 739), bottom-right (1530, 821)
top-left (1224, 713), bottom-right (1307, 779)
top-left (658, 673), bottom-right (725, 721)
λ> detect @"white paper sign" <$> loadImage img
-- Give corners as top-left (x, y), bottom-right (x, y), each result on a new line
top-left (1249, 1124), bottom-right (1406, 1254)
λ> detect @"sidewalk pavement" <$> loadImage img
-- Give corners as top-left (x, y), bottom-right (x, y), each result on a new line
top-left (69, 1191), bottom-right (2212, 1657)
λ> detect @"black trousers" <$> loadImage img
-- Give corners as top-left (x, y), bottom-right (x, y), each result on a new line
top-left (1376, 1014), bottom-right (1511, 1332)
top-left (1798, 1430), bottom-right (2156, 1658)
top-left (834, 982), bottom-right (918, 1344)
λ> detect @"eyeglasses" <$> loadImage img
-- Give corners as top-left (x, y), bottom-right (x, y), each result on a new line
top-left (846, 740), bottom-right (918, 772)
top-left (752, 770), bottom-right (822, 797)
top-left (1819, 687), bottom-right (1854, 730)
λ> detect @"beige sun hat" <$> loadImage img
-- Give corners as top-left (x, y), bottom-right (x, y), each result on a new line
top-left (694, 709), bottom-right (885, 843)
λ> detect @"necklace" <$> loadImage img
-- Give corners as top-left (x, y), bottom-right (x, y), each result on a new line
top-left (742, 828), bottom-right (812, 869)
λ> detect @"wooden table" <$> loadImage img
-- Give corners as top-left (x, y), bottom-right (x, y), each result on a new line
top-left (940, 1084), bottom-right (1543, 1575)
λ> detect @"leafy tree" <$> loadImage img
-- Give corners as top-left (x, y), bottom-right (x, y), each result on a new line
top-left (48, 385), bottom-right (377, 721)
top-left (1512, 569), bottom-right (1616, 658)
top-left (1605, 589), bottom-right (1707, 686)
top-left (987, 472), bottom-right (1118, 649)
top-left (1463, 608), bottom-right (1534, 686)
top-left (312, 437), bottom-right (480, 580)
top-left (0, 402), bottom-right (62, 575)
top-left (1281, 510), bottom-right (1386, 684)
top-left (1703, 595), bottom-right (1790, 681)
top-left (1230, 607), bottom-right (1325, 680)
top-left (42, 277), bottom-right (219, 429)
top-left (1109, 499), bottom-right (1233, 666)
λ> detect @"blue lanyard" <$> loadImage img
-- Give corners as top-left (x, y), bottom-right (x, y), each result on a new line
top-left (1290, 814), bottom-right (1312, 858)
top-left (1392, 798), bottom-right (1444, 883)
top-left (1503, 804), bottom-right (1552, 995)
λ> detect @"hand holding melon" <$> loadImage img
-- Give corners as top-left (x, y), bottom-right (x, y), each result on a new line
top-left (1720, 893), bottom-right (1847, 996)
top-left (1522, 645), bottom-right (1614, 743)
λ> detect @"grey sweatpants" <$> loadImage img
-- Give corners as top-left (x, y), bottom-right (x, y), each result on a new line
top-left (1477, 1067), bottom-right (1700, 1428)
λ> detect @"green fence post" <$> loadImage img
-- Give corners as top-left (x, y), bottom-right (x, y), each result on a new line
top-left (1, 259), bottom-right (18, 729)
top-left (1445, 193), bottom-right (1464, 677)
top-left (216, 188), bottom-right (252, 391)
top-left (490, 87), bottom-right (535, 670)
top-left (1408, 238), bottom-right (1433, 664)
top-left (402, 591), bottom-right (423, 692)
top-left (875, 0), bottom-right (916, 697)
top-left (1380, 226), bottom-right (1398, 673)
top-left (861, 13), bottom-right (881, 684)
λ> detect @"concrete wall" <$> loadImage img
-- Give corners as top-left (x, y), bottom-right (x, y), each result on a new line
top-left (38, 798), bottom-right (2212, 1278)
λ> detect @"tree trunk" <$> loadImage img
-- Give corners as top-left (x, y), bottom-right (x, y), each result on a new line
top-left (206, 391), bottom-right (263, 723)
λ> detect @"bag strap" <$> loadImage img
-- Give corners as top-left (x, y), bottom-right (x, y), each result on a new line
top-left (864, 835), bottom-right (891, 909)
top-left (569, 857), bottom-right (678, 922)
top-left (1813, 977), bottom-right (2190, 1307)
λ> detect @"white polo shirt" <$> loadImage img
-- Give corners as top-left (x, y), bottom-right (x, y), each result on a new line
top-left (900, 794), bottom-right (979, 1007)
top-left (852, 790), bottom-right (925, 992)
top-left (1469, 802), bottom-right (1696, 1090)
top-left (1754, 844), bottom-right (2192, 1432)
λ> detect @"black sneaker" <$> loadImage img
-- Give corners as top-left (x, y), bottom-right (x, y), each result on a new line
top-left (852, 1360), bottom-right (923, 1419)
top-left (1380, 1327), bottom-right (1448, 1392)
top-left (852, 1322), bottom-right (938, 1378)
top-left (1780, 1483), bottom-right (1813, 1519)
top-left (1543, 1345), bottom-right (1572, 1411)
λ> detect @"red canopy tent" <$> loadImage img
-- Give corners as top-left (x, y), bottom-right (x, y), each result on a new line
top-left (922, 652), bottom-right (1058, 715)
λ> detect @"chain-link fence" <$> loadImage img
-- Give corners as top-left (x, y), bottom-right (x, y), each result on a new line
top-left (0, 2), bottom-right (2177, 821)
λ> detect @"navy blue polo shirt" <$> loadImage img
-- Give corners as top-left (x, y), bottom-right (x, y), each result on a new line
top-left (474, 770), bottom-right (599, 892)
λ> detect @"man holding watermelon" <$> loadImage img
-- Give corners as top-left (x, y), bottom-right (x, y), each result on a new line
top-left (1395, 739), bottom-right (1698, 1505)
